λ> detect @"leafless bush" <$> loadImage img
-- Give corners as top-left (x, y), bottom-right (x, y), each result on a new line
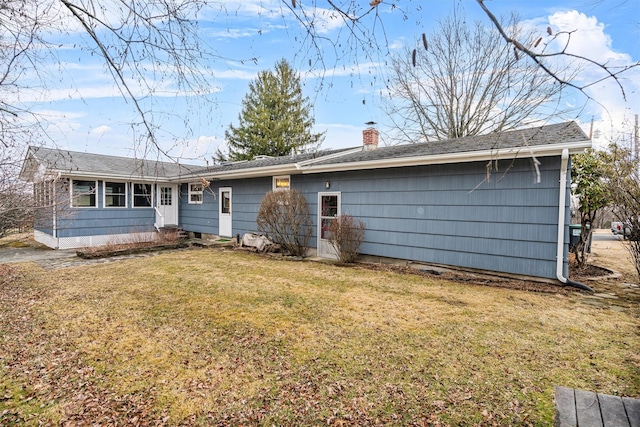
top-left (256, 189), bottom-right (311, 257)
top-left (327, 214), bottom-right (366, 264)
top-left (156, 228), bottom-right (185, 244)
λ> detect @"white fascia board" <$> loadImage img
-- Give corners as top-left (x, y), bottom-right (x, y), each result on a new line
top-left (298, 141), bottom-right (592, 174)
top-left (54, 170), bottom-right (171, 182)
top-left (171, 149), bottom-right (363, 181)
top-left (177, 165), bottom-right (301, 181)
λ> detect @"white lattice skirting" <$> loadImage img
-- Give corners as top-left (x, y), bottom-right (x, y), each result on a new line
top-left (34, 230), bottom-right (157, 249)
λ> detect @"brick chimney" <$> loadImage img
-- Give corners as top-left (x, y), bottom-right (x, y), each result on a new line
top-left (363, 127), bottom-right (379, 151)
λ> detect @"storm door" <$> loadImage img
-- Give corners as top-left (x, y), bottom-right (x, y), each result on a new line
top-left (317, 192), bottom-right (341, 258)
top-left (158, 184), bottom-right (178, 226)
top-left (219, 187), bottom-right (232, 237)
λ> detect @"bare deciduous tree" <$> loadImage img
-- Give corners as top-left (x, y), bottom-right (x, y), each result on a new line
top-left (0, 0), bottom-right (220, 183)
top-left (1, 0), bottom-right (216, 236)
top-left (283, 0), bottom-right (638, 103)
top-left (607, 142), bottom-right (640, 281)
top-left (383, 8), bottom-right (572, 143)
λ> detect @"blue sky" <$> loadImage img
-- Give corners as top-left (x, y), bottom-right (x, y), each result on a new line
top-left (21, 0), bottom-right (640, 164)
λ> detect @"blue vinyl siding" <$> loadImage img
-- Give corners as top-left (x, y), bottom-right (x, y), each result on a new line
top-left (294, 156), bottom-right (566, 280)
top-left (179, 178), bottom-right (271, 236)
top-left (179, 183), bottom-right (217, 233)
top-left (50, 155), bottom-right (569, 280)
top-left (55, 181), bottom-right (155, 238)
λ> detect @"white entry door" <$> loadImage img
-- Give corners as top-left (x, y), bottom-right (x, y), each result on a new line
top-left (219, 187), bottom-right (232, 237)
top-left (158, 184), bottom-right (178, 226)
top-left (317, 192), bottom-right (341, 258)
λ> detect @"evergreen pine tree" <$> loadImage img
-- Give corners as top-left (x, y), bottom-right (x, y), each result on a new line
top-left (221, 59), bottom-right (325, 162)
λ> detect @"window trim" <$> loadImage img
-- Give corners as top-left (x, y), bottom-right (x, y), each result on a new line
top-left (70, 179), bottom-right (98, 208)
top-left (132, 182), bottom-right (153, 208)
top-left (103, 181), bottom-right (128, 208)
top-left (273, 175), bottom-right (291, 191)
top-left (188, 182), bottom-right (204, 204)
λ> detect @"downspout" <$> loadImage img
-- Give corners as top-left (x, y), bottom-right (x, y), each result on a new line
top-left (556, 149), bottom-right (594, 292)
top-left (53, 173), bottom-right (60, 247)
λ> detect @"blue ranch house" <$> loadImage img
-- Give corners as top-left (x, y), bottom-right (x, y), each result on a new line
top-left (20, 122), bottom-right (590, 285)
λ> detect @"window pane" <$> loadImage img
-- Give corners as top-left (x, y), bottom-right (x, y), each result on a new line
top-left (321, 196), bottom-right (338, 217)
top-left (106, 195), bottom-right (126, 207)
top-left (134, 195), bottom-right (151, 207)
top-left (133, 184), bottom-right (152, 207)
top-left (105, 182), bottom-right (126, 194)
top-left (72, 180), bottom-right (96, 207)
top-left (105, 182), bottom-right (126, 207)
top-left (161, 187), bottom-right (172, 205)
top-left (221, 191), bottom-right (230, 213)
top-left (188, 182), bottom-right (203, 204)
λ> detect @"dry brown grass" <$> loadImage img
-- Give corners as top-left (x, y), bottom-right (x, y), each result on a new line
top-left (0, 240), bottom-right (638, 425)
top-left (588, 231), bottom-right (638, 281)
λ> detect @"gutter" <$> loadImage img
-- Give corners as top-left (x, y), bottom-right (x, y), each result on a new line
top-left (171, 148), bottom-right (363, 181)
top-left (556, 148), bottom-right (594, 292)
top-left (54, 170), bottom-right (173, 183)
top-left (297, 141), bottom-right (592, 174)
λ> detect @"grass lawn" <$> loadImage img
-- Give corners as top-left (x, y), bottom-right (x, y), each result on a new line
top-left (1, 248), bottom-right (638, 425)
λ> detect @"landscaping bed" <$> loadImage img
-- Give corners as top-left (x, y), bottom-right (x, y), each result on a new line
top-left (76, 241), bottom-right (190, 259)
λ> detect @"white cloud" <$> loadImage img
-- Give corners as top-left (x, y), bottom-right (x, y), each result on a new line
top-left (547, 11), bottom-right (626, 62)
top-left (524, 10), bottom-right (640, 146)
top-left (214, 69), bottom-right (258, 80)
top-left (90, 125), bottom-right (111, 136)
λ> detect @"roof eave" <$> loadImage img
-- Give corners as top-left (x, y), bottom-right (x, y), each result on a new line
top-left (50, 169), bottom-right (173, 182)
top-left (298, 141), bottom-right (592, 174)
top-left (174, 164), bottom-right (301, 181)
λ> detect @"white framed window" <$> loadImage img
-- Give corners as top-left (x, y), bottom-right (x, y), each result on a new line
top-left (133, 183), bottom-right (153, 208)
top-left (71, 179), bottom-right (97, 208)
top-left (188, 182), bottom-right (203, 204)
top-left (104, 181), bottom-right (127, 208)
top-left (273, 175), bottom-right (290, 191)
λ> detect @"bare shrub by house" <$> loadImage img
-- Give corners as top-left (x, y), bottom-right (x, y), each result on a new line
top-left (256, 189), bottom-right (311, 257)
top-left (327, 214), bottom-right (366, 263)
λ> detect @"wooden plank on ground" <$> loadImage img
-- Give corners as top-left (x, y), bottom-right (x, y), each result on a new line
top-left (575, 389), bottom-right (604, 427)
top-left (555, 386), bottom-right (577, 427)
top-left (598, 393), bottom-right (630, 427)
top-left (623, 397), bottom-right (640, 427)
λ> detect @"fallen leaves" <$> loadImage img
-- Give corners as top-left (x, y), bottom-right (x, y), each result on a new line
top-left (0, 251), bottom-right (638, 425)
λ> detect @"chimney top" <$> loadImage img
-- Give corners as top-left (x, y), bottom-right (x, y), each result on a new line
top-left (363, 127), bottom-right (379, 151)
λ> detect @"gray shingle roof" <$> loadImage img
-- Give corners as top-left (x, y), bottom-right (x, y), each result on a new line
top-left (22, 146), bottom-right (204, 181)
top-left (197, 148), bottom-right (354, 174)
top-left (308, 122), bottom-right (589, 167)
top-left (22, 122), bottom-right (589, 182)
